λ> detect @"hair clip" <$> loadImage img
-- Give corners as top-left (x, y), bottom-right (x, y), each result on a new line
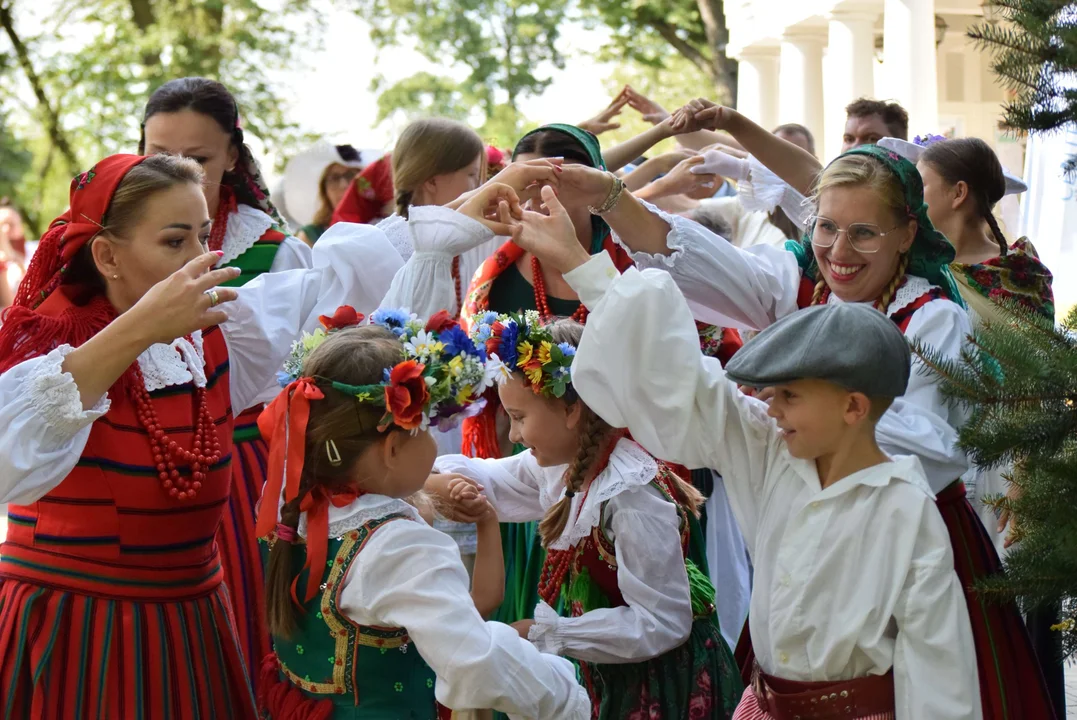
top-left (326, 439), bottom-right (342, 467)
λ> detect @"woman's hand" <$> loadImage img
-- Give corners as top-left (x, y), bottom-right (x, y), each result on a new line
top-left (504, 186), bottom-right (590, 275)
top-left (127, 251), bottom-right (240, 345)
top-left (645, 155), bottom-right (717, 199)
top-left (671, 98), bottom-right (736, 133)
top-left (457, 183), bottom-right (524, 236)
top-left (510, 619), bottom-right (536, 640)
top-left (488, 158), bottom-right (564, 206)
top-left (578, 89), bottom-right (631, 135)
top-left (624, 86), bottom-right (670, 125)
top-left (557, 164), bottom-right (615, 209)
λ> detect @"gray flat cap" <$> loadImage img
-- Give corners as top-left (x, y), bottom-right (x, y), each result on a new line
top-left (725, 304), bottom-right (911, 397)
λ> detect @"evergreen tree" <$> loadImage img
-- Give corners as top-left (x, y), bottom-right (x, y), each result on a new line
top-left (970, 1), bottom-right (1077, 174)
top-left (914, 303), bottom-right (1077, 658)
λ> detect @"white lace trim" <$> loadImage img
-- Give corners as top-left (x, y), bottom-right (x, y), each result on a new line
top-left (548, 439), bottom-right (659, 552)
top-left (611, 199), bottom-right (685, 269)
top-left (528, 600), bottom-right (563, 655)
top-left (136, 332), bottom-right (207, 392)
top-left (298, 494), bottom-right (424, 540)
top-left (825, 274), bottom-right (937, 319)
top-left (376, 215), bottom-right (415, 262)
top-left (29, 345), bottom-right (111, 435)
top-left (218, 204), bottom-right (275, 266)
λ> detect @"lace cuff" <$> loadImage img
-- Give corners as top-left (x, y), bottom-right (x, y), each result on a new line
top-left (527, 601), bottom-right (564, 655)
top-left (738, 156), bottom-right (813, 229)
top-left (409, 205), bottom-right (494, 256)
top-left (29, 346), bottom-right (111, 436)
top-left (611, 198), bottom-right (688, 270)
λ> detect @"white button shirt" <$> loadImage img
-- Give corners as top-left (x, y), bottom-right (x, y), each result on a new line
top-left (565, 253), bottom-right (982, 720)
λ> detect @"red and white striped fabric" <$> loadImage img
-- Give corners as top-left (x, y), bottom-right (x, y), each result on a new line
top-left (731, 687), bottom-right (896, 720)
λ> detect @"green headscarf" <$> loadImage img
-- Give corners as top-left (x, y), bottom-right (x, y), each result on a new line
top-left (514, 123), bottom-right (610, 254)
top-left (785, 144), bottom-right (965, 307)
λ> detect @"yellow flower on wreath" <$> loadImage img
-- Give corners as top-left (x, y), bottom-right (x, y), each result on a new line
top-left (516, 340), bottom-right (534, 367)
top-left (537, 341), bottom-right (552, 366)
top-left (523, 360), bottom-right (544, 387)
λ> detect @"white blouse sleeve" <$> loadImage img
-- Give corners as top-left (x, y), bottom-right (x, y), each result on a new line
top-left (0, 346), bottom-right (111, 505)
top-left (875, 299), bottom-right (972, 493)
top-left (892, 500), bottom-right (982, 719)
top-left (737, 156), bottom-right (813, 230)
top-left (433, 451), bottom-right (549, 523)
top-left (616, 201), bottom-right (803, 331)
top-left (268, 235), bottom-right (314, 272)
top-left (375, 215), bottom-right (415, 262)
top-left (341, 521), bottom-right (590, 719)
top-left (564, 252), bottom-right (780, 541)
top-left (528, 484), bottom-right (693, 664)
top-left (222, 223), bottom-right (404, 411)
top-left (381, 206), bottom-right (497, 319)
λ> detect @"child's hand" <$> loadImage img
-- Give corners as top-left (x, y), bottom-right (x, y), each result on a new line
top-left (510, 619), bottom-right (536, 640)
top-left (440, 474), bottom-right (489, 523)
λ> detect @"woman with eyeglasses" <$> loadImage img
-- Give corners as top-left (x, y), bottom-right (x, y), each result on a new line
top-left (546, 99), bottom-right (1055, 719)
top-left (297, 146), bottom-right (366, 246)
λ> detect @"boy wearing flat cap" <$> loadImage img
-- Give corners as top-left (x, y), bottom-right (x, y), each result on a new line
top-left (507, 214), bottom-right (981, 720)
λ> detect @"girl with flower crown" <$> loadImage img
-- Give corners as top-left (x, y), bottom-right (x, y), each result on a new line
top-left (256, 309), bottom-right (588, 720)
top-left (425, 312), bottom-right (743, 720)
top-left (0, 152), bottom-right (403, 718)
top-left (540, 99), bottom-right (1056, 718)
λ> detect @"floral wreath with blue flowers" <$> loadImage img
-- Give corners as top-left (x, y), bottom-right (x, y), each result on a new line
top-left (278, 306), bottom-right (505, 432)
top-left (470, 310), bottom-right (577, 399)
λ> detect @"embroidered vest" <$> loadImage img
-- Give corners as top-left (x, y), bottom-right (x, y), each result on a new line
top-left (220, 226), bottom-right (286, 288)
top-left (795, 275), bottom-right (942, 333)
top-left (265, 514), bottom-right (444, 719)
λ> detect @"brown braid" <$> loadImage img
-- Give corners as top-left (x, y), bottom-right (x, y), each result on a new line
top-left (876, 253), bottom-right (909, 313)
top-left (264, 472), bottom-right (314, 639)
top-left (395, 190), bottom-right (414, 220)
top-left (985, 213), bottom-right (1008, 256)
top-left (537, 407), bottom-right (613, 548)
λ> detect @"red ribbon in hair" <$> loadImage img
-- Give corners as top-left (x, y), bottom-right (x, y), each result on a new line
top-left (292, 486), bottom-right (361, 604)
top-left (255, 378), bottom-right (325, 539)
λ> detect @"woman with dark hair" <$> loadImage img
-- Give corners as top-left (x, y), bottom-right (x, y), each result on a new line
top-left (0, 153), bottom-right (401, 717)
top-left (139, 76), bottom-right (313, 689)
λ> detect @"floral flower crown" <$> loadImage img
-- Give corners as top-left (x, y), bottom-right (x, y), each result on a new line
top-left (278, 306), bottom-right (501, 432)
top-left (470, 310), bottom-right (577, 398)
top-left (913, 133), bottom-right (948, 147)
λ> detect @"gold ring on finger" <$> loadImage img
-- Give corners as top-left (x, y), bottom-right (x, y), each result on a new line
top-left (205, 289), bottom-right (220, 307)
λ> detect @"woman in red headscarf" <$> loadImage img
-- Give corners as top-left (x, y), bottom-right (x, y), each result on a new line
top-left (0, 153), bottom-right (401, 718)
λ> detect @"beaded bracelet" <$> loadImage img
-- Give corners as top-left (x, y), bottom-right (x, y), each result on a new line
top-left (587, 172), bottom-right (626, 216)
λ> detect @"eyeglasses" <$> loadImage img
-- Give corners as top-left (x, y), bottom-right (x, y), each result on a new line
top-left (326, 169), bottom-right (360, 186)
top-left (807, 215), bottom-right (907, 254)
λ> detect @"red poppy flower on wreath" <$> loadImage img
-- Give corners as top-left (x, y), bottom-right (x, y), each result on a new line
top-left (425, 309), bottom-right (456, 333)
top-left (319, 305), bottom-right (364, 330)
top-left (383, 360), bottom-right (429, 430)
top-left (485, 321), bottom-right (505, 358)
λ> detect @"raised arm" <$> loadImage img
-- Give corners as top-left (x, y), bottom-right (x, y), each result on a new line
top-left (430, 451), bottom-right (550, 523)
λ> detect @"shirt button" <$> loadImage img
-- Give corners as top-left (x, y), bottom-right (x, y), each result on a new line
top-left (811, 501), bottom-right (820, 509)
top-left (780, 652), bottom-right (789, 663)
top-left (781, 575), bottom-right (791, 587)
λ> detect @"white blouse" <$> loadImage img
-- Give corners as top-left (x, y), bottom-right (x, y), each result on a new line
top-left (618, 205), bottom-right (973, 493)
top-left (380, 205), bottom-right (504, 319)
top-left (0, 223), bottom-right (404, 507)
top-left (434, 440), bottom-right (695, 665)
top-left (565, 253), bottom-right (982, 720)
top-left (316, 494), bottom-right (590, 719)
top-left (216, 203), bottom-right (313, 273)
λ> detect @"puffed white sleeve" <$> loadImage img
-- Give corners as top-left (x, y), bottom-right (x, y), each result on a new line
top-left (528, 485), bottom-right (692, 663)
top-left (433, 451), bottom-right (549, 523)
top-left (737, 156), bottom-right (813, 230)
top-left (615, 201), bottom-right (803, 331)
top-left (892, 501), bottom-right (983, 720)
top-left (222, 222), bottom-right (404, 411)
top-left (341, 521), bottom-right (591, 719)
top-left (564, 252), bottom-right (779, 540)
top-left (0, 346), bottom-right (111, 505)
top-left (876, 299), bottom-right (972, 493)
top-left (381, 206), bottom-right (497, 318)
top-left (268, 235), bottom-right (314, 272)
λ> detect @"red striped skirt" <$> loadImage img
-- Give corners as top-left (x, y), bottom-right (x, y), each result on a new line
top-left (0, 577), bottom-right (256, 719)
top-left (216, 407), bottom-right (271, 694)
top-left (731, 687), bottom-right (894, 720)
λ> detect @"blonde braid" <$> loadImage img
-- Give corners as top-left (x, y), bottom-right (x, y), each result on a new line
top-left (875, 253), bottom-right (910, 313)
top-left (537, 409), bottom-right (612, 548)
top-left (810, 276), bottom-right (828, 306)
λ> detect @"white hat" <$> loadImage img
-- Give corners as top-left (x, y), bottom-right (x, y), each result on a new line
top-left (877, 136), bottom-right (1028, 196)
top-left (281, 141), bottom-right (383, 226)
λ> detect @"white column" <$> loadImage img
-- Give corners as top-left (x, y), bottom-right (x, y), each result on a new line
top-left (882, 0), bottom-right (939, 133)
top-left (736, 47), bottom-right (780, 130)
top-left (825, 10), bottom-right (878, 160)
top-left (779, 29), bottom-right (827, 144)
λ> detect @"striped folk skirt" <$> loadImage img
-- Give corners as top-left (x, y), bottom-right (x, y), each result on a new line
top-left (731, 687), bottom-right (894, 720)
top-left (217, 408), bottom-right (272, 693)
top-left (0, 578), bottom-right (257, 719)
